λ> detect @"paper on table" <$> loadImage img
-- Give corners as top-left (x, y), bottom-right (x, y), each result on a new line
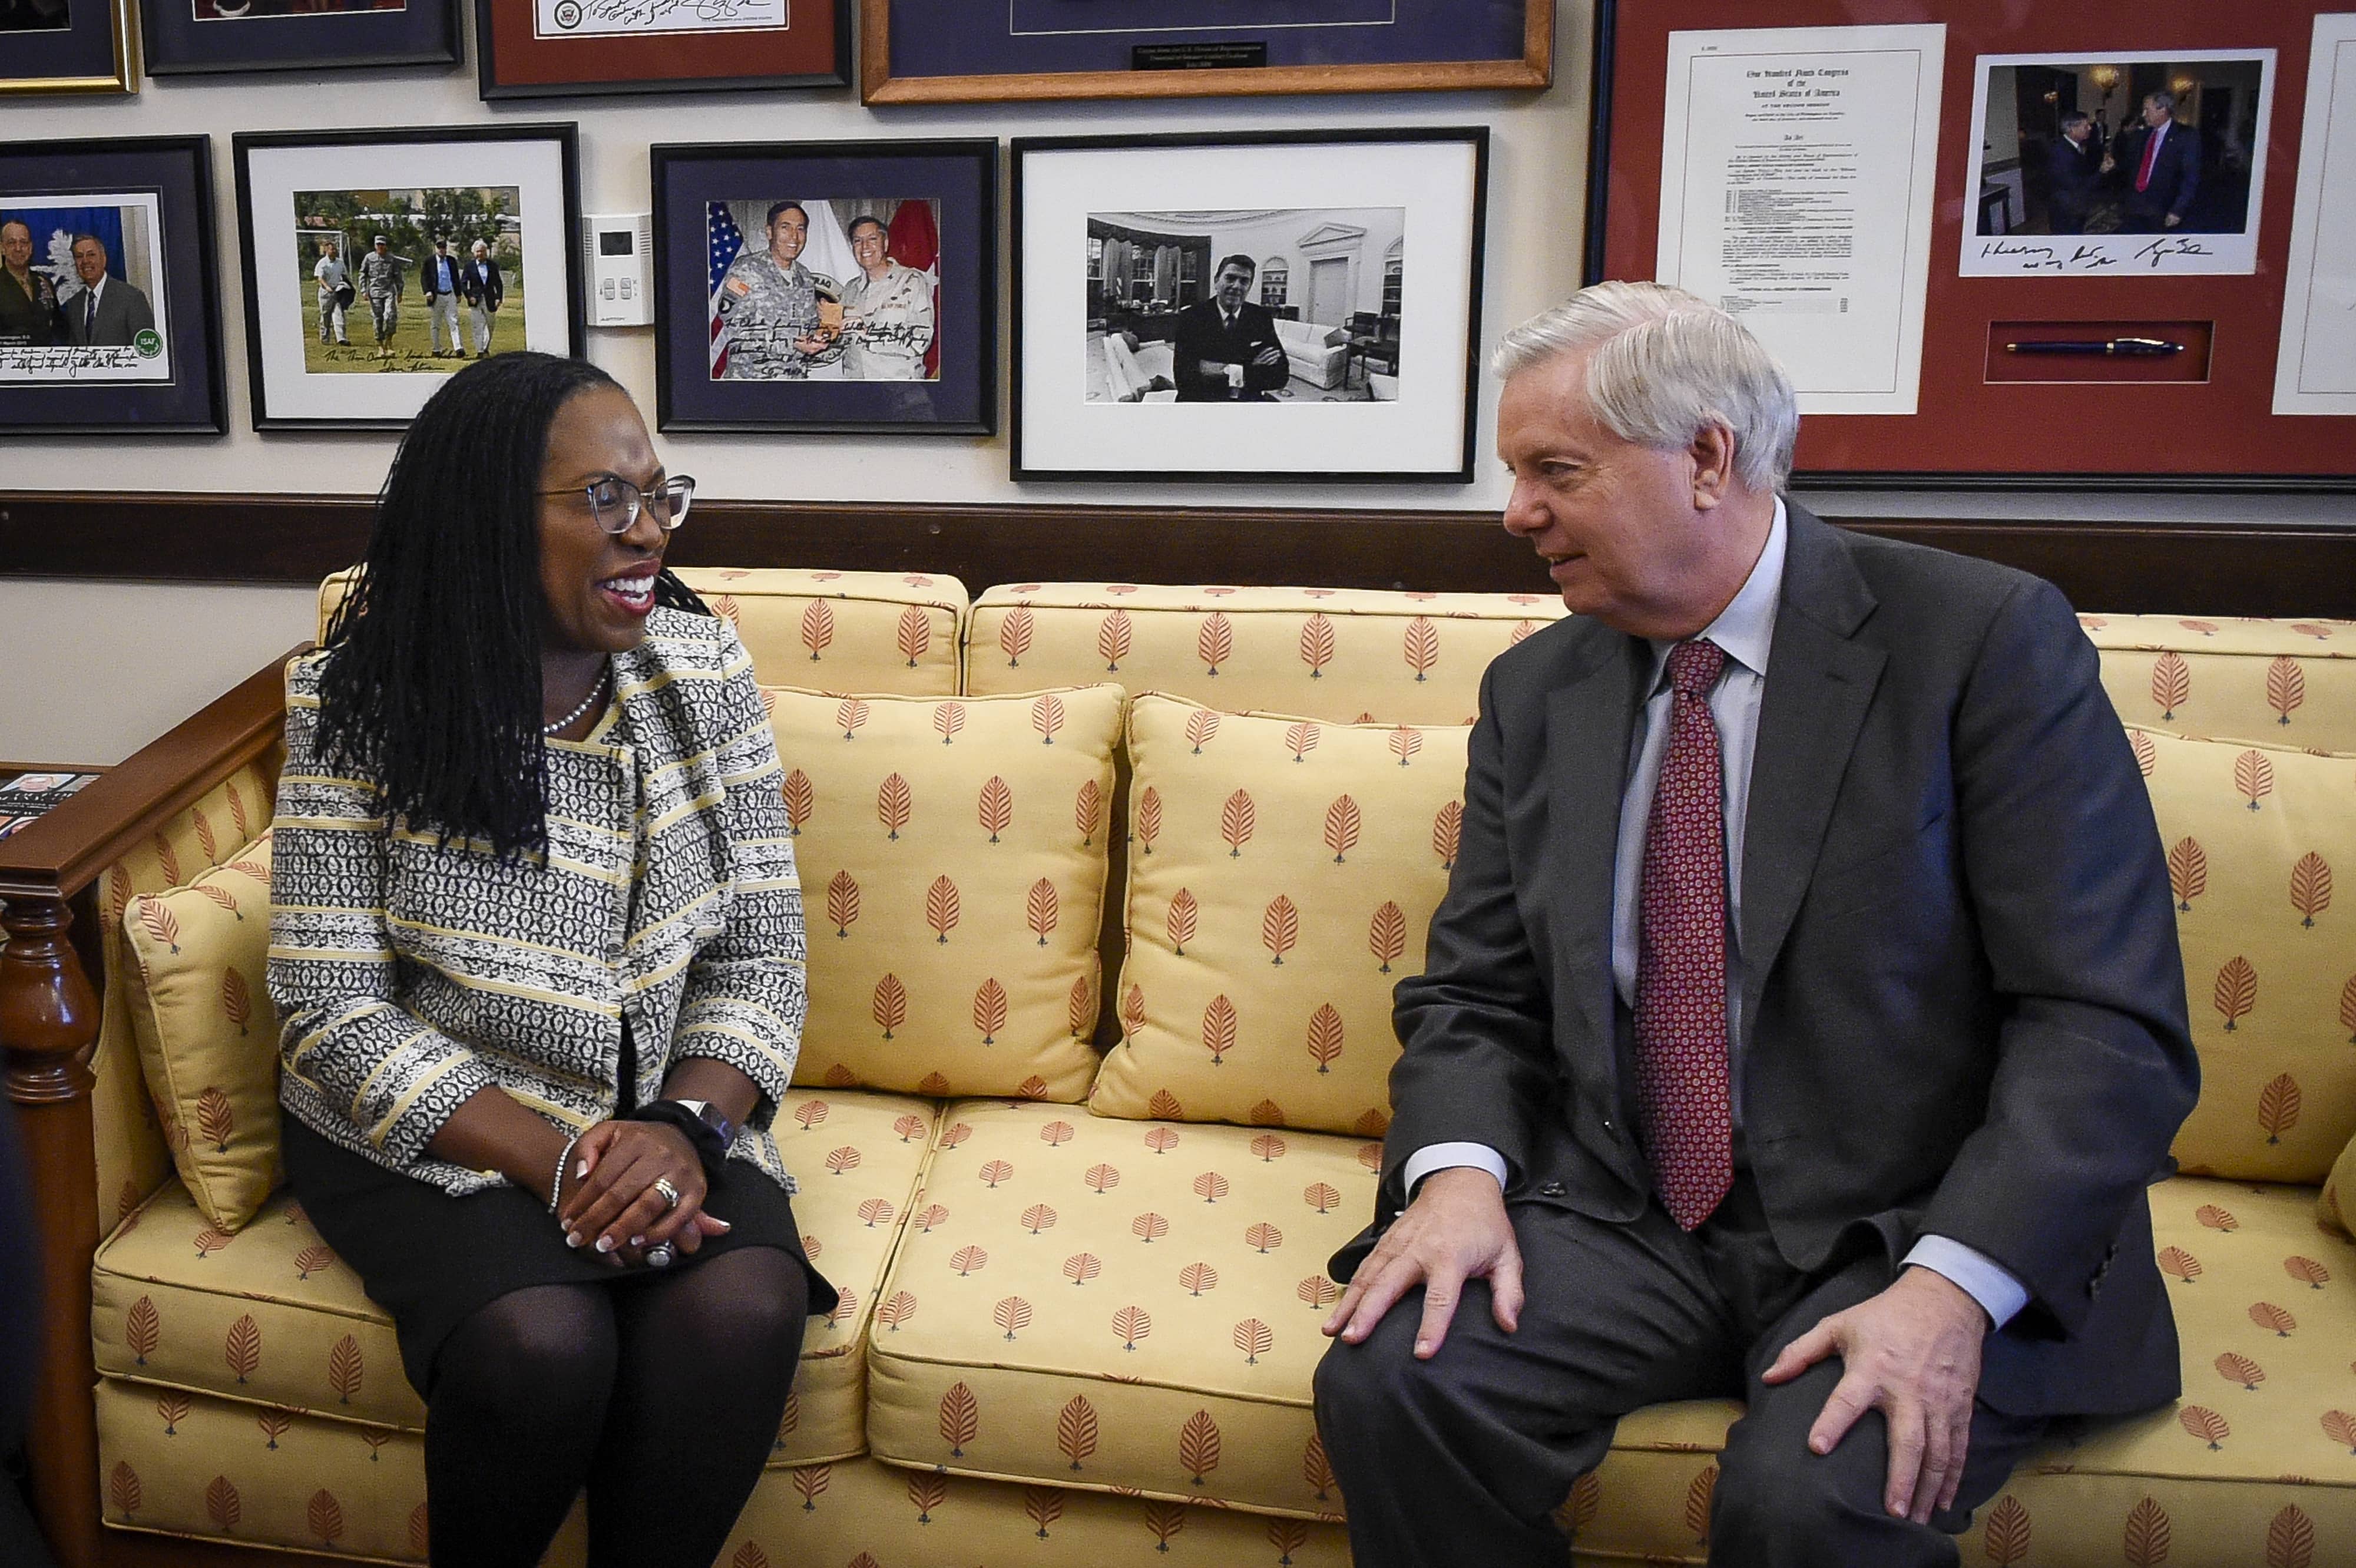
top-left (2274, 14), bottom-right (2356, 415)
top-left (1657, 24), bottom-right (1945, 416)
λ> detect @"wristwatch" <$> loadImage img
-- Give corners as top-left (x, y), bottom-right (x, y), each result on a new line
top-left (667, 1098), bottom-right (737, 1150)
top-left (630, 1098), bottom-right (736, 1177)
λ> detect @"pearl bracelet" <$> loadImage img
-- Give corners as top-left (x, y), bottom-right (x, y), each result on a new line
top-left (548, 1130), bottom-right (584, 1215)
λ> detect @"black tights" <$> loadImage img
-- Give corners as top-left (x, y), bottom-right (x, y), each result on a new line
top-left (422, 1246), bottom-right (808, 1568)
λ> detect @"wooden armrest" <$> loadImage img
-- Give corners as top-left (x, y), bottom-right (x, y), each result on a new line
top-left (1, 641), bottom-right (303, 1568)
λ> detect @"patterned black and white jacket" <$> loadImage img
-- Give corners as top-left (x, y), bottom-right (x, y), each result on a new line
top-left (267, 608), bottom-right (808, 1197)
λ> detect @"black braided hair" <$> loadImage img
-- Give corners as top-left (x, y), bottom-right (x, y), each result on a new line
top-left (313, 351), bottom-right (707, 859)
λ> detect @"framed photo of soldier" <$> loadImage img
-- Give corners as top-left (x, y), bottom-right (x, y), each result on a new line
top-left (0, 0), bottom-right (137, 94)
top-left (1011, 128), bottom-right (1487, 483)
top-left (233, 124), bottom-right (583, 431)
top-left (477, 0), bottom-right (849, 98)
top-left (650, 138), bottom-right (995, 435)
top-left (0, 136), bottom-right (226, 436)
top-left (859, 0), bottom-right (1551, 104)
top-left (138, 0), bottom-right (458, 74)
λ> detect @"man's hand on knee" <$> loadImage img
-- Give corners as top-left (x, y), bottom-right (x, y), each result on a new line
top-left (1320, 1167), bottom-right (1522, 1360)
top-left (1759, 1266), bottom-right (1990, 1526)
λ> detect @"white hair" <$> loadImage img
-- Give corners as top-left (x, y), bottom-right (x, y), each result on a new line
top-left (1491, 280), bottom-right (1800, 492)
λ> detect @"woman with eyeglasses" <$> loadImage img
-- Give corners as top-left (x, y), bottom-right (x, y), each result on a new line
top-left (267, 352), bottom-right (834, 1568)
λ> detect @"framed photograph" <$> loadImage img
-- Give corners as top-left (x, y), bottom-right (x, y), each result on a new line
top-left (1, 136), bottom-right (227, 436)
top-left (1012, 128), bottom-right (1488, 484)
top-left (233, 124), bottom-right (583, 432)
top-left (861, 0), bottom-right (1550, 104)
top-left (651, 139), bottom-right (995, 435)
top-left (1588, 1), bottom-right (2355, 488)
top-left (140, 0), bottom-right (458, 74)
top-left (1, 0), bottom-right (137, 94)
top-left (477, 0), bottom-right (848, 99)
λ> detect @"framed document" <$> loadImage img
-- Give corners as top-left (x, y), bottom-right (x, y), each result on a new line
top-left (2274, 13), bottom-right (2356, 416)
top-left (1012, 128), bottom-right (1488, 484)
top-left (0, 136), bottom-right (227, 436)
top-left (862, 0), bottom-right (1550, 104)
top-left (140, 0), bottom-right (460, 74)
top-left (478, 0), bottom-right (848, 98)
top-left (651, 139), bottom-right (995, 435)
top-left (232, 124), bottom-right (584, 431)
top-left (1590, 0), bottom-right (2356, 488)
top-left (0, 0), bottom-right (137, 94)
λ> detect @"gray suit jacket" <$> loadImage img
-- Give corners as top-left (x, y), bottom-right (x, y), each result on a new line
top-left (61, 277), bottom-right (155, 348)
top-left (1344, 505), bottom-right (2197, 1419)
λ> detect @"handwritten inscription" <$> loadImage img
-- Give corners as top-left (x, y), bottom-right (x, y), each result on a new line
top-left (0, 345), bottom-right (163, 380)
top-left (537, 0), bottom-right (783, 37)
top-left (1973, 234), bottom-right (2221, 274)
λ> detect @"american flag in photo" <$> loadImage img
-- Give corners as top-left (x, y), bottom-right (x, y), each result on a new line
top-left (709, 203), bottom-right (746, 376)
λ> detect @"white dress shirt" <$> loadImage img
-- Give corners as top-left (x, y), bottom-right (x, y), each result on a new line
top-left (1401, 500), bottom-right (2029, 1328)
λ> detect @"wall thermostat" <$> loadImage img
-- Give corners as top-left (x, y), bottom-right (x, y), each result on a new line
top-left (583, 213), bottom-right (654, 328)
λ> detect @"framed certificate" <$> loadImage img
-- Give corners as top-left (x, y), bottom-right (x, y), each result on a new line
top-left (140, 0), bottom-right (460, 75)
top-left (477, 0), bottom-right (848, 98)
top-left (1589, 0), bottom-right (2356, 488)
top-left (862, 0), bottom-right (1550, 104)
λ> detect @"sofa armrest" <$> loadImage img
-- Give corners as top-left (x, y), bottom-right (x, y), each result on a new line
top-left (0, 642), bottom-right (303, 1568)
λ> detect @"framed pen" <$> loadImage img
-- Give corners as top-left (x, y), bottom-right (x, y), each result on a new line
top-left (1587, 0), bottom-right (2356, 489)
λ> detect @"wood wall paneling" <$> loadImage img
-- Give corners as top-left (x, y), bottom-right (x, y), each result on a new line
top-left (1, 491), bottom-right (2350, 617)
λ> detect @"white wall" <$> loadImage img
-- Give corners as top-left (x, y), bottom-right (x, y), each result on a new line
top-left (2, 2), bottom-right (2349, 763)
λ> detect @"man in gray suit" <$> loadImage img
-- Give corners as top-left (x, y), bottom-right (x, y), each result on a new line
top-left (61, 233), bottom-right (155, 348)
top-left (1312, 282), bottom-right (2196, 1567)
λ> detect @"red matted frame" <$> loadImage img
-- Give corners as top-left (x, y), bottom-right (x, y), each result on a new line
top-left (1586, 0), bottom-right (2356, 489)
top-left (477, 0), bottom-right (848, 99)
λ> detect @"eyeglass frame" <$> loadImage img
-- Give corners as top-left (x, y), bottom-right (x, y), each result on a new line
top-left (538, 474), bottom-right (698, 535)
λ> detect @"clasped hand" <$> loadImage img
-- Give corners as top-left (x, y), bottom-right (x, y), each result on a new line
top-left (1318, 1170), bottom-right (1991, 1524)
top-left (556, 1120), bottom-right (727, 1268)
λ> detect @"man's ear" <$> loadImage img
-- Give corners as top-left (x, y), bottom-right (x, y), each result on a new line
top-left (1689, 421), bottom-right (1737, 511)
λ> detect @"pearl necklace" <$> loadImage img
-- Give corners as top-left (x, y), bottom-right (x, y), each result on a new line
top-left (542, 664), bottom-right (611, 736)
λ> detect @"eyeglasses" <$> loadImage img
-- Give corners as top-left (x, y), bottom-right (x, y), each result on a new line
top-left (542, 475), bottom-right (697, 535)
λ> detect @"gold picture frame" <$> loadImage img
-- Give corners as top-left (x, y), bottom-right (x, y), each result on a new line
top-left (1, 0), bottom-right (140, 95)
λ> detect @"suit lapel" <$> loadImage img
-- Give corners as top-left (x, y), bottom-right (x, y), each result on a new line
top-left (1545, 627), bottom-right (1644, 1080)
top-left (1738, 508), bottom-right (1885, 1026)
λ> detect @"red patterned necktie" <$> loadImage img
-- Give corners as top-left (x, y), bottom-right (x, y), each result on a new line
top-left (2136, 128), bottom-right (2162, 192)
top-left (1634, 638), bottom-right (1733, 1230)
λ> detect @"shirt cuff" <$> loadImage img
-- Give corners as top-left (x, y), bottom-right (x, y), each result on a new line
top-left (1399, 1142), bottom-right (1510, 1200)
top-left (1905, 1235), bottom-right (2030, 1329)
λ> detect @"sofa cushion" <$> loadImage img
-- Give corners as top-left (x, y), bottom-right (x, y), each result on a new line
top-left (1530, 1176), bottom-right (2356, 1564)
top-left (725, 1454), bottom-right (1351, 1568)
top-left (1091, 696), bottom-right (1467, 1134)
top-left (2133, 727), bottom-right (2356, 1183)
top-left (92, 1089), bottom-right (939, 1467)
top-left (863, 1100), bottom-right (1372, 1517)
top-left (767, 686), bottom-right (1122, 1099)
top-left (2087, 614), bottom-right (2356, 752)
top-left (2323, 1134), bottom-right (2353, 1240)
top-left (120, 833), bottom-right (280, 1232)
top-left (965, 583), bottom-right (1567, 726)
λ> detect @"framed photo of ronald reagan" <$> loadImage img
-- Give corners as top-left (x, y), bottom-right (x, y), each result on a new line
top-left (0, 136), bottom-right (227, 436)
top-left (860, 0), bottom-right (1550, 104)
top-left (1011, 128), bottom-right (1487, 483)
top-left (477, 0), bottom-right (849, 98)
top-left (0, 0), bottom-right (138, 95)
top-left (651, 139), bottom-right (996, 435)
top-left (233, 124), bottom-right (584, 432)
top-left (139, 0), bottom-right (459, 75)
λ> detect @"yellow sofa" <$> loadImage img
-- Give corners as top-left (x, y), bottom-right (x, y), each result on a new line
top-left (21, 572), bottom-right (2356, 1566)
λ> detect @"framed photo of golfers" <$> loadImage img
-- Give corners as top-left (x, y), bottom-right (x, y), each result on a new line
top-left (138, 0), bottom-right (461, 75)
top-left (1011, 127), bottom-right (1488, 483)
top-left (650, 138), bottom-right (997, 435)
top-left (0, 135), bottom-right (227, 436)
top-left (233, 124), bottom-right (584, 432)
top-left (0, 0), bottom-right (138, 95)
top-left (477, 0), bottom-right (850, 98)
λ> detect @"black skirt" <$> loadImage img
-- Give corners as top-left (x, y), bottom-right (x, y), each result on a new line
top-left (282, 1116), bottom-right (839, 1398)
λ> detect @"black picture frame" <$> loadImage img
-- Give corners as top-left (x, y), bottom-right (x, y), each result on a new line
top-left (0, 0), bottom-right (137, 94)
top-left (233, 123), bottom-right (584, 432)
top-left (478, 0), bottom-right (849, 100)
top-left (1010, 127), bottom-right (1488, 484)
top-left (140, 0), bottom-right (458, 74)
top-left (0, 135), bottom-right (227, 437)
top-left (651, 138), bottom-right (998, 436)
